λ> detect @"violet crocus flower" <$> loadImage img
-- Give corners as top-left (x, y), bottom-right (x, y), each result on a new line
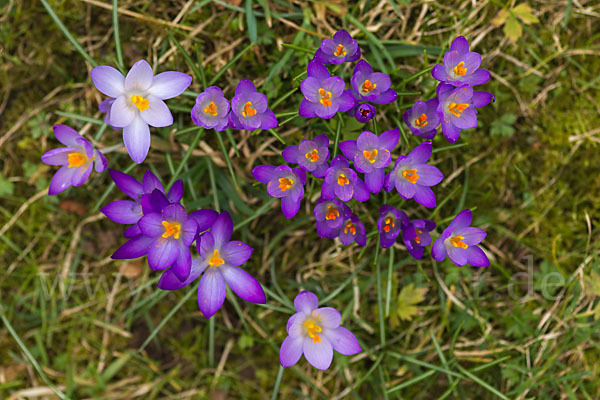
top-left (252, 165), bottom-right (306, 218)
top-left (299, 60), bottom-right (355, 119)
top-left (98, 98), bottom-right (116, 128)
top-left (384, 142), bottom-right (443, 208)
top-left (339, 213), bottom-right (366, 247)
top-left (133, 203), bottom-right (198, 280)
top-left (41, 124), bottom-right (107, 195)
top-left (282, 134), bottom-right (330, 178)
top-left (228, 79), bottom-right (278, 130)
top-left (432, 37), bottom-right (490, 87)
top-left (349, 103), bottom-right (376, 124)
top-left (280, 291), bottom-right (361, 370)
top-left (313, 198), bottom-right (350, 239)
top-left (432, 209), bottom-right (489, 267)
top-left (314, 29), bottom-right (361, 65)
top-left (436, 83), bottom-right (495, 143)
top-left (158, 211), bottom-right (266, 319)
top-left (403, 98), bottom-right (440, 140)
top-left (91, 60), bottom-right (192, 163)
top-left (402, 219), bottom-right (436, 260)
top-left (191, 86), bottom-right (230, 131)
top-left (339, 128), bottom-right (400, 194)
top-left (321, 156), bottom-right (370, 202)
top-left (377, 205), bottom-right (408, 248)
top-left (350, 60), bottom-right (397, 105)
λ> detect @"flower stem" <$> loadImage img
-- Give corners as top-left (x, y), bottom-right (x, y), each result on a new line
top-left (99, 143), bottom-right (124, 154)
top-left (270, 365), bottom-right (285, 400)
top-left (333, 113), bottom-right (343, 158)
top-left (208, 316), bottom-right (215, 367)
top-left (167, 127), bottom-right (204, 190)
top-left (215, 132), bottom-right (238, 189)
top-left (112, 0), bottom-right (124, 71)
top-left (374, 240), bottom-right (385, 347)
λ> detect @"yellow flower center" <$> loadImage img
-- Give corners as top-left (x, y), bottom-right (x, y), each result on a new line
top-left (279, 177), bottom-right (294, 192)
top-left (204, 101), bottom-right (218, 116)
top-left (344, 220), bottom-right (356, 235)
top-left (161, 221), bottom-right (181, 239)
top-left (208, 249), bottom-right (225, 268)
top-left (361, 80), bottom-right (376, 93)
top-left (305, 149), bottom-right (319, 162)
top-left (363, 149), bottom-right (378, 164)
top-left (325, 205), bottom-right (339, 220)
top-left (131, 95), bottom-right (150, 112)
top-left (415, 228), bottom-right (423, 244)
top-left (453, 61), bottom-right (467, 76)
top-left (334, 44), bottom-right (346, 57)
top-left (383, 216), bottom-right (394, 233)
top-left (304, 319), bottom-right (322, 343)
top-left (242, 101), bottom-right (257, 118)
top-left (318, 88), bottom-right (332, 107)
top-left (67, 152), bottom-right (88, 168)
top-left (448, 102), bottom-right (469, 117)
top-left (337, 173), bottom-right (349, 186)
top-left (414, 113), bottom-right (428, 128)
top-left (402, 168), bottom-right (419, 184)
top-left (450, 235), bottom-right (468, 249)
top-left (359, 107), bottom-right (371, 118)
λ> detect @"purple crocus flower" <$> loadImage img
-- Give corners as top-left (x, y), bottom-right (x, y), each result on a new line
top-left (350, 60), bottom-right (397, 105)
top-left (280, 291), bottom-right (361, 370)
top-left (432, 37), bottom-right (490, 87)
top-left (339, 213), bottom-right (366, 247)
top-left (41, 124), bottom-right (107, 195)
top-left (98, 98), bottom-right (116, 128)
top-left (384, 142), bottom-right (443, 208)
top-left (432, 209), bottom-right (489, 267)
top-left (321, 156), bottom-right (370, 202)
top-left (313, 198), bottom-right (350, 239)
top-left (228, 79), bottom-right (278, 131)
top-left (377, 205), bottom-right (408, 248)
top-left (339, 128), bottom-right (400, 194)
top-left (158, 211), bottom-right (266, 319)
top-left (134, 203), bottom-right (198, 280)
top-left (349, 103), bottom-right (376, 124)
top-left (299, 60), bottom-right (355, 119)
top-left (402, 219), bottom-right (436, 260)
top-left (191, 86), bottom-right (230, 131)
top-left (403, 98), bottom-right (440, 140)
top-left (437, 83), bottom-right (495, 143)
top-left (252, 165), bottom-right (306, 218)
top-left (91, 60), bottom-right (192, 163)
top-left (282, 134), bottom-right (330, 178)
top-left (314, 29), bottom-right (361, 65)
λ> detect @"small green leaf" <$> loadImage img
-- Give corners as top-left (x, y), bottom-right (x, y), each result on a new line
top-left (396, 284), bottom-right (427, 321)
top-left (513, 3), bottom-right (539, 25)
top-left (0, 173), bottom-right (14, 196)
top-left (504, 14), bottom-right (522, 42)
top-left (585, 270), bottom-right (600, 297)
top-left (245, 0), bottom-right (257, 43)
top-left (491, 9), bottom-right (509, 27)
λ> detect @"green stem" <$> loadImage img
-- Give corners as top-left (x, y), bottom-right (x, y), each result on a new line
top-left (384, 246), bottom-right (394, 317)
top-left (333, 113), bottom-right (343, 158)
top-left (207, 157), bottom-right (220, 212)
top-left (215, 132), bottom-right (238, 189)
top-left (375, 240), bottom-right (385, 347)
top-left (113, 0), bottom-right (124, 70)
top-left (270, 365), bottom-right (285, 400)
top-left (208, 317), bottom-right (215, 367)
top-left (167, 128), bottom-right (204, 190)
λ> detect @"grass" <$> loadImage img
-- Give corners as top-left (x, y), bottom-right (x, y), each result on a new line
top-left (1, 0), bottom-right (600, 399)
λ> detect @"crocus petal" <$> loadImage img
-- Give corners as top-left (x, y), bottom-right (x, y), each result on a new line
top-left (307, 60), bottom-right (330, 81)
top-left (123, 225), bottom-right (141, 238)
top-left (447, 245), bottom-right (467, 266)
top-left (220, 265), bottom-right (266, 303)
top-left (197, 269), bottom-right (226, 319)
top-left (431, 238), bottom-right (447, 261)
top-left (353, 178), bottom-right (370, 201)
top-left (93, 150), bottom-right (108, 173)
top-left (172, 244), bottom-right (192, 281)
top-left (112, 235), bottom-right (154, 259)
top-left (110, 169), bottom-right (143, 199)
top-left (149, 71), bottom-right (192, 99)
top-left (222, 241), bottom-right (253, 266)
top-left (408, 141), bottom-right (432, 164)
top-left (465, 245), bottom-right (490, 267)
top-left (189, 209), bottom-right (218, 233)
top-left (167, 180), bottom-right (183, 203)
top-left (337, 90), bottom-right (356, 112)
top-left (123, 116), bottom-right (150, 164)
top-left (413, 185), bottom-right (436, 208)
top-left (371, 89), bottom-right (397, 105)
top-left (158, 258), bottom-right (208, 290)
top-left (300, 76), bottom-right (323, 101)
top-left (467, 69), bottom-right (491, 86)
top-left (396, 178), bottom-right (416, 199)
top-left (53, 125), bottom-right (82, 147)
top-left (147, 238), bottom-right (178, 270)
top-left (450, 36), bottom-right (469, 54)
top-left (212, 211), bottom-right (233, 247)
top-left (303, 337), bottom-right (333, 370)
top-left (325, 326), bottom-right (361, 355)
top-left (431, 64), bottom-right (447, 82)
top-left (315, 102), bottom-right (339, 119)
top-left (48, 166), bottom-right (76, 195)
top-left (101, 200), bottom-right (142, 224)
top-left (379, 128), bottom-right (401, 151)
top-left (143, 170), bottom-right (164, 194)
top-left (125, 60), bottom-right (154, 91)
top-left (365, 168), bottom-right (385, 193)
top-left (281, 195), bottom-right (301, 219)
top-left (338, 140), bottom-right (358, 160)
top-left (312, 307), bottom-right (341, 329)
top-left (138, 212), bottom-right (164, 237)
top-left (413, 164), bottom-right (443, 186)
top-left (448, 209), bottom-right (472, 232)
top-left (109, 95), bottom-right (136, 128)
top-left (453, 107), bottom-right (477, 129)
top-left (472, 90), bottom-right (495, 107)
top-left (41, 147), bottom-right (73, 165)
top-left (259, 109), bottom-right (278, 130)
top-left (140, 96), bottom-right (173, 127)
top-left (280, 336), bottom-right (304, 367)
top-left (299, 99), bottom-right (318, 118)
top-left (252, 165), bottom-right (278, 184)
top-left (357, 131), bottom-right (379, 150)
top-left (460, 52), bottom-right (481, 73)
top-left (294, 291), bottom-right (318, 314)
top-left (91, 66), bottom-right (125, 97)
top-left (441, 118), bottom-right (461, 143)
top-left (282, 145), bottom-right (300, 164)
top-left (454, 227), bottom-right (487, 246)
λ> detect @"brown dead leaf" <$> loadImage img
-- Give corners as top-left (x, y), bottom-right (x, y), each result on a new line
top-left (120, 261), bottom-right (144, 278)
top-left (58, 199), bottom-right (88, 216)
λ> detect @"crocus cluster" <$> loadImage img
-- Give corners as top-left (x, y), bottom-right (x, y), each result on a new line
top-left (191, 79), bottom-right (278, 132)
top-left (403, 36), bottom-right (495, 143)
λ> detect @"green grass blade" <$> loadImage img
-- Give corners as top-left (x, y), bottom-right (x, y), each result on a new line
top-left (113, 0), bottom-right (124, 71)
top-left (245, 0), bottom-right (258, 43)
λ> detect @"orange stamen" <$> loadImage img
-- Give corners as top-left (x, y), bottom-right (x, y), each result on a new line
top-left (402, 168), bottom-right (419, 184)
top-left (448, 102), bottom-right (469, 117)
top-left (414, 114), bottom-right (428, 127)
